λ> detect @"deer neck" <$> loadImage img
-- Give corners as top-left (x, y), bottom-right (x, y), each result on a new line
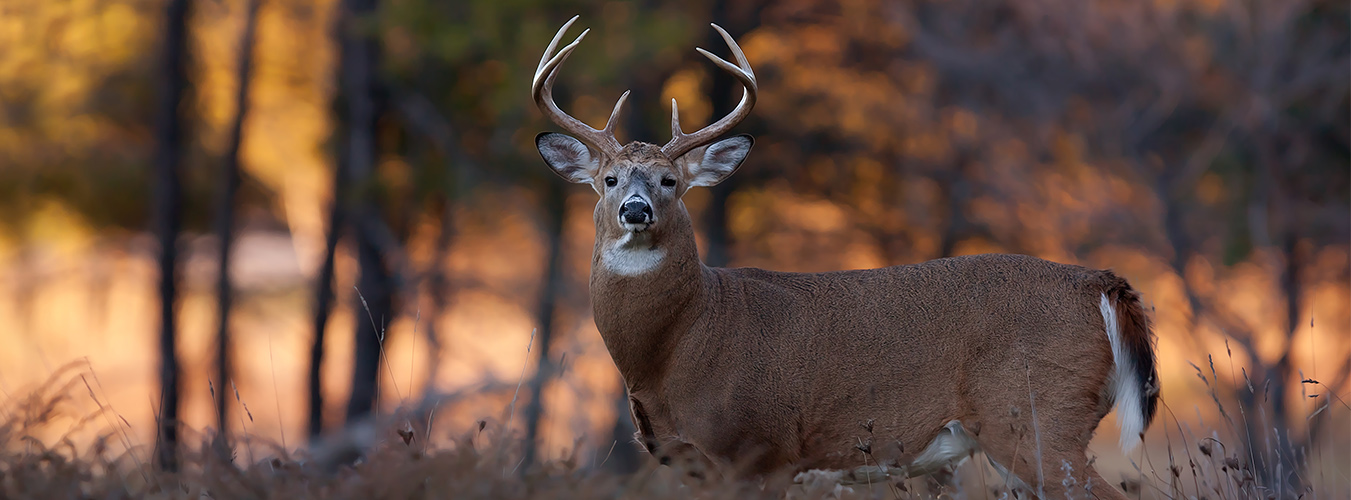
top-left (589, 202), bottom-right (707, 391)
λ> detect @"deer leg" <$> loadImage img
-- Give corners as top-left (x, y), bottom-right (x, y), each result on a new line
top-left (963, 409), bottom-right (1035, 498)
top-left (977, 442), bottom-right (1105, 500)
top-left (971, 404), bottom-right (1128, 500)
top-left (968, 399), bottom-right (1097, 498)
top-left (1029, 446), bottom-right (1130, 500)
top-left (1030, 391), bottom-right (1129, 500)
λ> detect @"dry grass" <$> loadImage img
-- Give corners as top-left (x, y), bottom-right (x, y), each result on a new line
top-left (0, 360), bottom-right (1345, 499)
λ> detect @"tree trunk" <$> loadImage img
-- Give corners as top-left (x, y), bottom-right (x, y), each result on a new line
top-left (935, 149), bottom-right (972, 259)
top-left (420, 197), bottom-right (452, 396)
top-left (421, 144), bottom-right (473, 395)
top-left (338, 0), bottom-right (388, 422)
top-left (153, 0), bottom-right (191, 472)
top-left (522, 180), bottom-right (567, 470)
top-left (308, 184), bottom-right (343, 439)
top-left (391, 90), bottom-right (475, 401)
top-left (1256, 136), bottom-right (1302, 489)
top-left (310, 0), bottom-right (384, 438)
top-left (347, 212), bottom-right (393, 418)
top-left (699, 0), bottom-right (738, 269)
top-left (214, 0), bottom-right (260, 440)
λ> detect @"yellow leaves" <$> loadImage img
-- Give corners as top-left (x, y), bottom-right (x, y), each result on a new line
top-left (100, 4), bottom-right (143, 62)
top-left (190, 0), bottom-right (339, 266)
top-left (58, 11), bottom-right (102, 60)
top-left (41, 65), bottom-right (92, 116)
top-left (660, 67), bottom-right (710, 131)
top-left (19, 1), bottom-right (146, 79)
top-left (59, 2), bottom-right (143, 64)
top-left (728, 188), bottom-right (771, 238)
top-left (789, 198), bottom-right (848, 233)
top-left (728, 183), bottom-right (888, 272)
top-left (746, 24), bottom-right (936, 152)
top-left (730, 183), bottom-right (847, 235)
top-left (25, 199), bottom-right (94, 257)
top-left (738, 29), bottom-right (784, 66)
top-left (573, 93), bottom-right (624, 134)
top-left (195, 0), bottom-right (252, 151)
top-left (0, 0), bottom-right (155, 163)
top-left (798, 25), bottom-right (843, 60)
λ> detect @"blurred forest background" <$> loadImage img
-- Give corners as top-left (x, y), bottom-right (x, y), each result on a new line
top-left (0, 0), bottom-right (1348, 491)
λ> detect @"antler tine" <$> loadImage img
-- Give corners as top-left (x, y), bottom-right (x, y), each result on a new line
top-left (710, 23), bottom-right (754, 79)
top-left (533, 28), bottom-right (589, 97)
top-left (662, 23), bottom-right (758, 160)
top-left (669, 97), bottom-right (683, 136)
top-left (532, 17), bottom-right (627, 157)
top-left (604, 90), bottom-right (631, 135)
top-left (535, 15), bottom-right (580, 83)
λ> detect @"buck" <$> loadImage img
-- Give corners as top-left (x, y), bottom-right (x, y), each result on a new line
top-left (531, 16), bottom-right (1159, 498)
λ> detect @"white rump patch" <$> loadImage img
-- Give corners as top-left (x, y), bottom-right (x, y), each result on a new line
top-left (602, 232), bottom-right (665, 276)
top-left (1101, 293), bottom-right (1144, 452)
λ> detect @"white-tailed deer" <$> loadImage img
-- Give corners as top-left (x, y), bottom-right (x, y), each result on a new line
top-left (532, 16), bottom-right (1159, 498)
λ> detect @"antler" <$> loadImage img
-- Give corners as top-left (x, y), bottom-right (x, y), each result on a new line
top-left (532, 16), bottom-right (629, 158)
top-left (661, 23), bottom-right (758, 160)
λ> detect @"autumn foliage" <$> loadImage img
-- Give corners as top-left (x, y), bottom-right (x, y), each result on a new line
top-left (0, 0), bottom-right (1346, 497)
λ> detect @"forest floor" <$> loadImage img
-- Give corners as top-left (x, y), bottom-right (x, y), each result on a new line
top-left (1, 362), bottom-right (1346, 499)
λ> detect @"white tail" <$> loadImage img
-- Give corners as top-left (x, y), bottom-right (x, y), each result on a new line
top-left (1102, 293), bottom-right (1145, 452)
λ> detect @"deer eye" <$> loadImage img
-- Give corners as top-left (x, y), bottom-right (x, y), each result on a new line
top-left (661, 177), bottom-right (676, 187)
top-left (604, 176), bottom-right (617, 187)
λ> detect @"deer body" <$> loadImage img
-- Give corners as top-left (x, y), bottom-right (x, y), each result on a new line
top-left (531, 18), bottom-right (1158, 498)
top-left (592, 185), bottom-right (1147, 481)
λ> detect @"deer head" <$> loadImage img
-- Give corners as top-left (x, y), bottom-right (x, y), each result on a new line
top-left (532, 17), bottom-right (756, 275)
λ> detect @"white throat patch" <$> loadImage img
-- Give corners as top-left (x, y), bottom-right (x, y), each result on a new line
top-left (602, 232), bottom-right (666, 276)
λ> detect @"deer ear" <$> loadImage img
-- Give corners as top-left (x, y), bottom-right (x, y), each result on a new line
top-left (536, 132), bottom-right (601, 184)
top-left (680, 134), bottom-right (753, 187)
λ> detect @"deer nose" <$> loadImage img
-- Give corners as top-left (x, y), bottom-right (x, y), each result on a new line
top-left (619, 198), bottom-right (652, 224)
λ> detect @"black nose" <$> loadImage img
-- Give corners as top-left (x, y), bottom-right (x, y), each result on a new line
top-left (619, 199), bottom-right (652, 224)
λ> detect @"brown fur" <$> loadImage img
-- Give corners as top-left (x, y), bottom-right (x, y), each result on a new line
top-left (553, 141), bottom-right (1162, 499)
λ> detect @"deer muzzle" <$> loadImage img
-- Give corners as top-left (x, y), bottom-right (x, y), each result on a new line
top-left (619, 196), bottom-right (653, 228)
